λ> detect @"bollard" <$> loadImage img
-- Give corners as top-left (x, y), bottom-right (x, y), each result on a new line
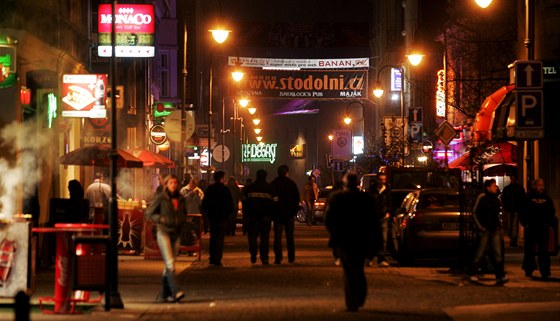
top-left (14, 291), bottom-right (30, 321)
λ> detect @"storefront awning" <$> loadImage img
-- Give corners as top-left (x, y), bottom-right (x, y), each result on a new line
top-left (448, 142), bottom-right (518, 170)
top-left (473, 85), bottom-right (515, 142)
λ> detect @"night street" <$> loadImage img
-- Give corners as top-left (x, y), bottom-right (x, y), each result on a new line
top-left (7, 223), bottom-right (558, 321)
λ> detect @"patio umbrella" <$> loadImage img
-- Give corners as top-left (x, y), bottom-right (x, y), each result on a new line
top-left (449, 142), bottom-right (518, 170)
top-left (483, 164), bottom-right (517, 177)
top-left (59, 144), bottom-right (143, 168)
top-left (473, 85), bottom-right (515, 141)
top-left (126, 148), bottom-right (175, 168)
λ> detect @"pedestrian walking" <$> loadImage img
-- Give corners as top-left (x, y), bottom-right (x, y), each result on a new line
top-left (302, 176), bottom-right (318, 225)
top-left (469, 179), bottom-right (508, 285)
top-left (243, 169), bottom-right (278, 265)
top-left (227, 177), bottom-right (243, 236)
top-left (84, 172), bottom-right (111, 224)
top-left (183, 178), bottom-right (204, 214)
top-left (325, 172), bottom-right (376, 312)
top-left (144, 174), bottom-right (186, 303)
top-left (501, 175), bottom-right (526, 247)
top-left (270, 165), bottom-right (300, 264)
top-left (367, 173), bottom-right (391, 267)
top-left (241, 178), bottom-right (253, 236)
top-left (520, 178), bottom-right (557, 279)
top-left (201, 171), bottom-right (233, 266)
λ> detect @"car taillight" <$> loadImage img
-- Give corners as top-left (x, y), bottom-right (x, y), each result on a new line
top-left (314, 201), bottom-right (325, 207)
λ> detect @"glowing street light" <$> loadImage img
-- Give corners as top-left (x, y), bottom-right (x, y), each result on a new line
top-left (254, 128), bottom-right (262, 135)
top-left (343, 116), bottom-right (352, 125)
top-left (238, 98), bottom-right (249, 107)
top-left (474, 0), bottom-right (493, 8)
top-left (253, 118), bottom-right (261, 125)
top-left (328, 134), bottom-right (334, 141)
top-left (256, 136), bottom-right (263, 142)
top-left (248, 107), bottom-right (257, 115)
top-left (406, 53), bottom-right (424, 66)
top-left (231, 70), bottom-right (244, 82)
top-left (209, 29), bottom-right (231, 44)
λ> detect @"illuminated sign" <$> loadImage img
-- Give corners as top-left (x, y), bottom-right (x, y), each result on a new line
top-left (353, 136), bottom-right (364, 155)
top-left (436, 69), bottom-right (446, 117)
top-left (61, 74), bottom-right (107, 118)
top-left (0, 44), bottom-right (16, 88)
top-left (242, 143), bottom-right (278, 163)
top-left (152, 102), bottom-right (176, 118)
top-left (289, 144), bottom-right (304, 158)
top-left (390, 68), bottom-right (402, 92)
top-left (227, 56), bottom-right (370, 69)
top-left (149, 124), bottom-right (167, 145)
top-left (434, 150), bottom-right (453, 158)
top-left (98, 4), bottom-right (155, 57)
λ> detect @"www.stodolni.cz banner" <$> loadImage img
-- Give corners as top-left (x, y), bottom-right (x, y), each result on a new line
top-left (228, 69), bottom-right (368, 99)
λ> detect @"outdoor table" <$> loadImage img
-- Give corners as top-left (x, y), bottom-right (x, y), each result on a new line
top-left (32, 223), bottom-right (108, 314)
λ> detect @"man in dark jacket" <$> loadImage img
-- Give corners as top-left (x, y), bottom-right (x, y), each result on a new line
top-left (270, 165), bottom-right (300, 264)
top-left (521, 178), bottom-right (556, 279)
top-left (469, 179), bottom-right (508, 285)
top-left (367, 173), bottom-right (392, 267)
top-left (325, 172), bottom-right (376, 312)
top-left (501, 175), bottom-right (526, 247)
top-left (243, 169), bottom-right (278, 265)
top-left (201, 171), bottom-right (233, 266)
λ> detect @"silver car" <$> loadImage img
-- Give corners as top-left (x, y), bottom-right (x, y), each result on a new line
top-left (393, 188), bottom-right (462, 264)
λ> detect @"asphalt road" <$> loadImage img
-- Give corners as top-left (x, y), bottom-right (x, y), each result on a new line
top-left (3, 223), bottom-right (560, 321)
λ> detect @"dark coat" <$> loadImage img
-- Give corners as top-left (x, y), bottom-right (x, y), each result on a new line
top-left (474, 192), bottom-right (502, 232)
top-left (145, 190), bottom-right (187, 233)
top-left (201, 182), bottom-right (234, 222)
top-left (520, 190), bottom-right (556, 228)
top-left (325, 188), bottom-right (376, 255)
top-left (270, 175), bottom-right (300, 223)
top-left (369, 186), bottom-right (392, 220)
top-left (501, 182), bottom-right (526, 212)
top-left (242, 179), bottom-right (278, 219)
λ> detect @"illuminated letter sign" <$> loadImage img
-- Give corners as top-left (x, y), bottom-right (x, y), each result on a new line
top-left (242, 144), bottom-right (278, 163)
top-left (98, 4), bottom-right (155, 57)
top-left (436, 69), bottom-right (446, 118)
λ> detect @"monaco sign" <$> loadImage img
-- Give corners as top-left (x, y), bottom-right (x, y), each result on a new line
top-left (98, 4), bottom-right (155, 57)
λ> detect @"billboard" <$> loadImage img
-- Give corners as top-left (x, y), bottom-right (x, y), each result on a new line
top-left (227, 57), bottom-right (370, 69)
top-left (0, 44), bottom-right (16, 88)
top-left (98, 4), bottom-right (155, 57)
top-left (61, 74), bottom-right (107, 118)
top-left (229, 69), bottom-right (368, 99)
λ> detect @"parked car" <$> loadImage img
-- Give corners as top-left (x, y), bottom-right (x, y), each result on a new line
top-left (308, 187), bottom-right (333, 225)
top-left (392, 188), bottom-right (462, 264)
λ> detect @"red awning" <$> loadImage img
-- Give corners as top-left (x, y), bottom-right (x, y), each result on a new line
top-left (449, 142), bottom-right (518, 170)
top-left (473, 85), bottom-right (515, 142)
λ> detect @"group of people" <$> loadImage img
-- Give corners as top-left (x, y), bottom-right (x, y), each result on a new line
top-left (325, 171), bottom-right (557, 312)
top-left (470, 176), bottom-right (556, 284)
top-left (144, 165), bottom-right (301, 302)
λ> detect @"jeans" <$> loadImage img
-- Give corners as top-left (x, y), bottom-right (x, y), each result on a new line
top-left (248, 216), bottom-right (271, 263)
top-left (471, 229), bottom-right (505, 279)
top-left (273, 217), bottom-right (295, 263)
top-left (522, 226), bottom-right (551, 277)
top-left (209, 219), bottom-right (227, 264)
top-left (156, 229), bottom-right (181, 297)
top-left (504, 210), bottom-right (520, 243)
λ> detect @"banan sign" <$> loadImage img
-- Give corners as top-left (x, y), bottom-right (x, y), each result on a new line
top-left (242, 143), bottom-right (277, 164)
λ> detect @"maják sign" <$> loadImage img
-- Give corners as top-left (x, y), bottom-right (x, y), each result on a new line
top-left (242, 143), bottom-right (277, 164)
top-left (98, 4), bottom-right (155, 57)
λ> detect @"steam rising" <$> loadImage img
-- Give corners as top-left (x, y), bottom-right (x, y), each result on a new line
top-left (0, 120), bottom-right (55, 219)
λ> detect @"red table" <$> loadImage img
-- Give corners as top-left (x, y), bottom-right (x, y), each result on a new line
top-left (32, 223), bottom-right (108, 314)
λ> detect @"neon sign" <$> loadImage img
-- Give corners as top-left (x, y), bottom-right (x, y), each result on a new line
top-left (242, 144), bottom-right (277, 164)
top-left (436, 69), bottom-right (446, 117)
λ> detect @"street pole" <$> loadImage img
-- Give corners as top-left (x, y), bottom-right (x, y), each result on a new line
top-left (400, 66), bottom-right (405, 166)
top-left (109, 0), bottom-right (123, 309)
top-left (181, 19), bottom-right (188, 180)
top-left (525, 0), bottom-right (536, 187)
top-left (208, 64), bottom-right (213, 182)
top-left (221, 99), bottom-right (225, 171)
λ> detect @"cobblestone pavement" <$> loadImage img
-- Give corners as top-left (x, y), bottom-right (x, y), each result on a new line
top-left (2, 224), bottom-right (559, 321)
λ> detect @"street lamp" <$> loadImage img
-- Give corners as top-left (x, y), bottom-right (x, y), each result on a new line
top-left (253, 118), bottom-right (261, 126)
top-left (474, 0), bottom-right (493, 8)
top-left (343, 116), bottom-right (352, 125)
top-left (254, 128), bottom-right (262, 135)
top-left (247, 107), bottom-right (257, 115)
top-left (238, 98), bottom-right (249, 107)
top-left (373, 57), bottom-right (422, 165)
top-left (209, 29), bottom-right (231, 44)
top-left (328, 134), bottom-right (334, 141)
